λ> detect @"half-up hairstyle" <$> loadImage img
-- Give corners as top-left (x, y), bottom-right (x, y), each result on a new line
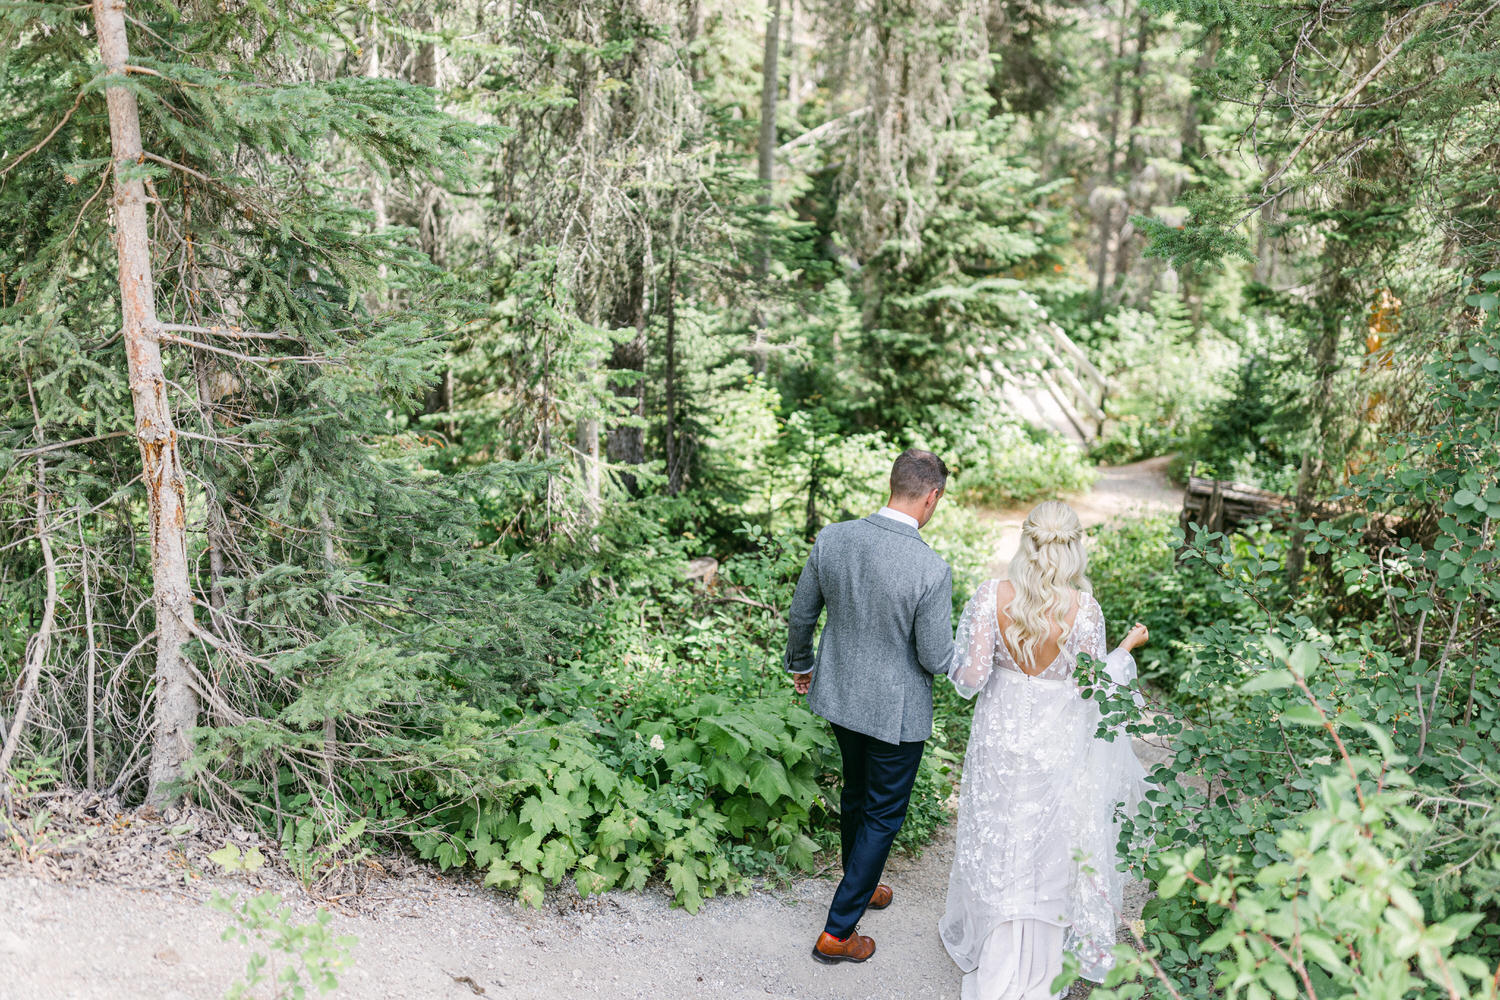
top-left (1003, 501), bottom-right (1091, 671)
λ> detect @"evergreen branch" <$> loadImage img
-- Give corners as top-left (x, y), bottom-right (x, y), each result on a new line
top-left (66, 165), bottom-right (114, 243)
top-left (175, 428), bottom-right (269, 449)
top-left (158, 322), bottom-right (299, 342)
top-left (1, 376), bottom-right (60, 777)
top-left (1263, 2), bottom-right (1439, 194)
top-left (0, 86), bottom-right (89, 180)
top-left (10, 431), bottom-right (131, 458)
top-left (139, 150), bottom-right (212, 185)
top-left (776, 106), bottom-right (872, 156)
top-left (180, 657), bottom-right (247, 725)
top-left (185, 618), bottom-right (272, 668)
top-left (121, 64), bottom-right (178, 82)
top-left (0, 457), bottom-right (57, 777)
top-left (0, 476), bottom-right (142, 554)
top-left (157, 332), bottom-right (335, 366)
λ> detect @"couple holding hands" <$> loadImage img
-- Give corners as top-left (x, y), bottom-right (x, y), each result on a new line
top-left (783, 449), bottom-right (1150, 1000)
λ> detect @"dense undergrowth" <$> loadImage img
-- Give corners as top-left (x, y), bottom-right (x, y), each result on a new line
top-left (1081, 311), bottom-right (1500, 998)
top-left (178, 414), bottom-right (1019, 912)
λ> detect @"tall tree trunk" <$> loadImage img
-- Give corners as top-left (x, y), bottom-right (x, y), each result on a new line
top-left (1285, 277), bottom-right (1348, 589)
top-left (1093, 0), bottom-right (1129, 313)
top-left (1110, 11), bottom-right (1151, 303)
top-left (576, 411), bottom-right (601, 516)
top-left (751, 0), bottom-right (781, 377)
top-left (366, 25), bottom-right (389, 289)
top-left (415, 13), bottom-right (452, 423)
top-left (685, 0), bottom-right (703, 84)
top-left (93, 0), bottom-right (198, 803)
top-left (606, 266), bottom-right (647, 490)
top-left (1180, 28), bottom-right (1220, 160)
top-left (664, 243), bottom-right (683, 496)
top-left (1254, 158), bottom-right (1281, 286)
top-left (784, 0), bottom-right (799, 113)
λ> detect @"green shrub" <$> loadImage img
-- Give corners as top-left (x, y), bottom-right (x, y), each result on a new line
top-left (929, 402), bottom-right (1098, 506)
top-left (1077, 312), bottom-right (1500, 997)
top-left (402, 685), bottom-right (834, 913)
top-left (1088, 295), bottom-right (1242, 465)
top-left (212, 891), bottom-right (355, 1000)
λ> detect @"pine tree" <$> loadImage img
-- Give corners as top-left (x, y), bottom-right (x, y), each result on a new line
top-left (0, 1), bottom-right (576, 816)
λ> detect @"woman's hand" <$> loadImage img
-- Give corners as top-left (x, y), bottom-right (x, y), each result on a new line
top-left (1122, 622), bottom-right (1150, 652)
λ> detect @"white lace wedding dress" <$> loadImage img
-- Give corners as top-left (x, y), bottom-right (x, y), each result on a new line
top-left (939, 581), bottom-right (1149, 1000)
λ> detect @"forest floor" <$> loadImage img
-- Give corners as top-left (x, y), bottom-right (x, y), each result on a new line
top-left (0, 459), bottom-right (1180, 1000)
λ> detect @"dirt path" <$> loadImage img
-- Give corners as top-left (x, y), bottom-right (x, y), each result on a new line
top-left (981, 455), bottom-right (1180, 574)
top-left (0, 847), bottom-right (962, 1000)
top-left (1, 460), bottom-right (1178, 1000)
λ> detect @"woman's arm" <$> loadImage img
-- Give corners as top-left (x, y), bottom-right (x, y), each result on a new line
top-left (948, 580), bottom-right (998, 699)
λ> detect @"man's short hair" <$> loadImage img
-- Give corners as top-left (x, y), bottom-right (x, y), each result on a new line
top-left (889, 448), bottom-right (949, 501)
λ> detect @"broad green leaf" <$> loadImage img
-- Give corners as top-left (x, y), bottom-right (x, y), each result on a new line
top-left (1280, 704), bottom-right (1325, 726)
top-left (1242, 669), bottom-right (1295, 693)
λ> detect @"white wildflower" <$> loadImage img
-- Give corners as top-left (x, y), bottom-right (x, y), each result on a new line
top-left (649, 734), bottom-right (666, 752)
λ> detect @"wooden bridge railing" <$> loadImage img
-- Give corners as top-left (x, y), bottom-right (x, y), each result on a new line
top-left (993, 322), bottom-right (1112, 446)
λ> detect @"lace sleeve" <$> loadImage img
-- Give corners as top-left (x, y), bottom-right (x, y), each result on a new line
top-left (1083, 595), bottom-right (1108, 660)
top-left (948, 580), bottom-right (998, 699)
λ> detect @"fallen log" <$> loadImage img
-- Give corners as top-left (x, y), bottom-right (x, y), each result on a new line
top-left (1179, 475), bottom-right (1294, 539)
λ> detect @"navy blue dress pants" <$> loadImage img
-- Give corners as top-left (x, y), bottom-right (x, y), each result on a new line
top-left (823, 722), bottom-right (926, 938)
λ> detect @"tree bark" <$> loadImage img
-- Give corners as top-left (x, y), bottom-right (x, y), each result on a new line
top-left (1110, 10), bottom-right (1151, 303)
top-left (93, 0), bottom-right (199, 803)
top-left (366, 23), bottom-right (389, 291)
top-left (414, 11), bottom-right (453, 423)
top-left (605, 264), bottom-right (648, 488)
top-left (664, 243), bottom-right (683, 495)
top-left (751, 0), bottom-right (781, 376)
top-left (1180, 28), bottom-right (1220, 160)
top-left (1254, 158), bottom-right (1280, 286)
top-left (576, 412), bottom-right (601, 516)
top-left (784, 0), bottom-right (799, 113)
top-left (1093, 0), bottom-right (1129, 313)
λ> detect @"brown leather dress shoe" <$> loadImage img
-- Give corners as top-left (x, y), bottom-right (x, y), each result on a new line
top-left (867, 883), bottom-right (893, 910)
top-left (812, 930), bottom-right (876, 964)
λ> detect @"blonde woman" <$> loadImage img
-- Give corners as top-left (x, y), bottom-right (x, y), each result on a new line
top-left (939, 501), bottom-right (1150, 1000)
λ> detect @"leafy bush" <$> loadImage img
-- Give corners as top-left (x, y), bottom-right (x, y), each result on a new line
top-left (212, 891), bottom-right (355, 1000)
top-left (930, 402), bottom-right (1098, 506)
top-left (1168, 352), bottom-right (1304, 491)
top-left (1075, 305), bottom-right (1500, 999)
top-left (1088, 293), bottom-right (1242, 465)
top-left (404, 685), bottom-right (833, 913)
top-left (392, 505), bottom-right (999, 908)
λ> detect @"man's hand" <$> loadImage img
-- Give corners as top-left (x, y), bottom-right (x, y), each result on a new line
top-left (793, 672), bottom-right (812, 695)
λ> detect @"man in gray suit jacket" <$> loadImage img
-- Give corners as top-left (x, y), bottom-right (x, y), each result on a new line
top-left (784, 449), bottom-right (957, 964)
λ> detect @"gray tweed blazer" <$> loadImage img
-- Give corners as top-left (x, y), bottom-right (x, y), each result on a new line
top-left (782, 514), bottom-right (956, 744)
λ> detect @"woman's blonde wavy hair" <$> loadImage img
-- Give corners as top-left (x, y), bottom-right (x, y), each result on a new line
top-left (1003, 500), bottom-right (1091, 671)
